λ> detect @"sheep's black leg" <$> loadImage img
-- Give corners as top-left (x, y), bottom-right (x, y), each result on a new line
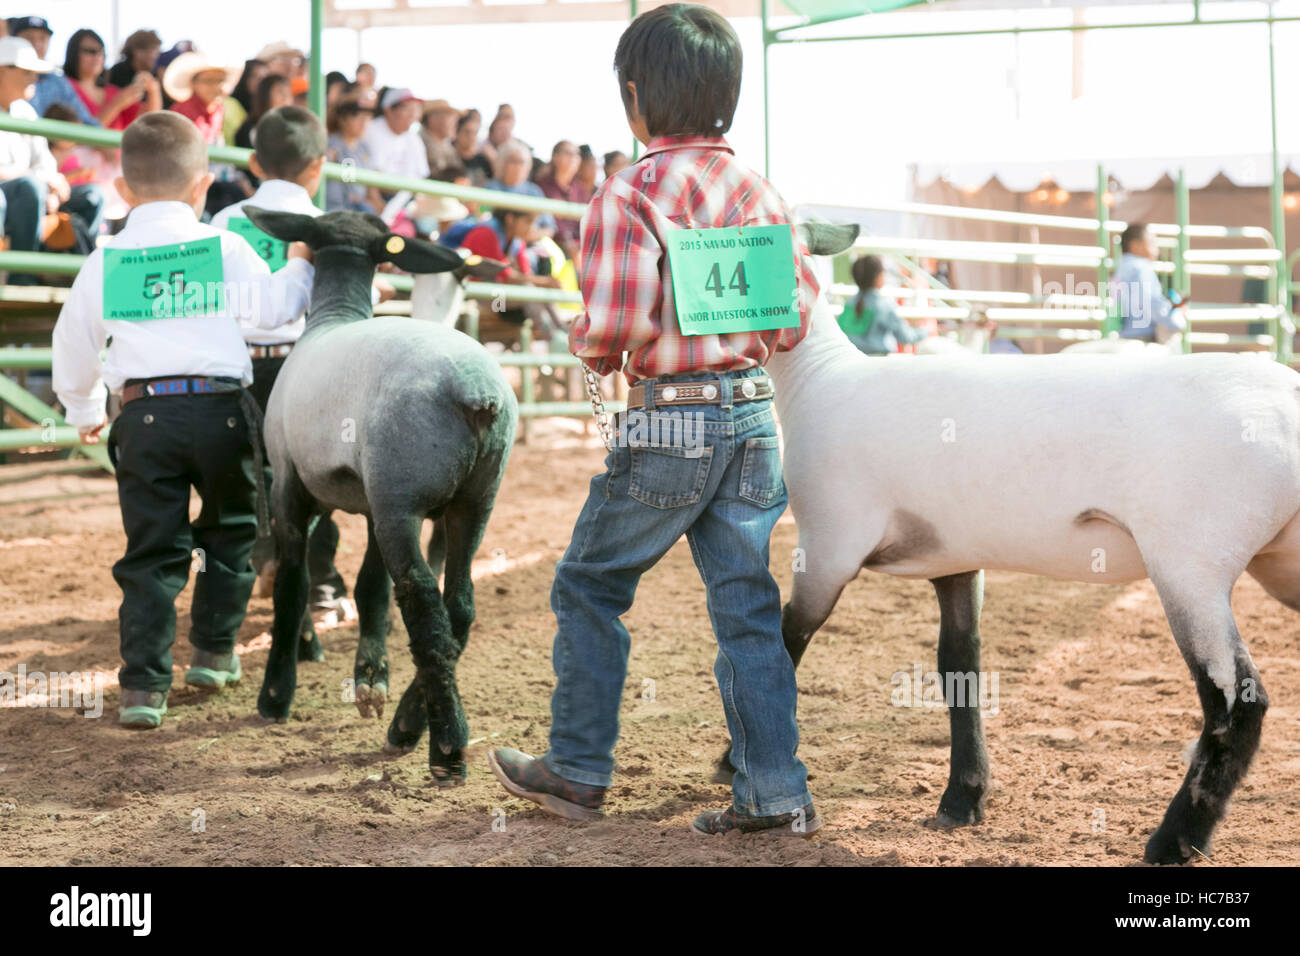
top-left (353, 515), bottom-right (393, 720)
top-left (257, 477), bottom-right (314, 722)
top-left (1144, 586), bottom-right (1268, 864)
top-left (426, 516), bottom-right (448, 586)
top-left (933, 570), bottom-right (990, 826)
top-left (295, 514), bottom-right (329, 663)
top-left (375, 512), bottom-right (467, 785)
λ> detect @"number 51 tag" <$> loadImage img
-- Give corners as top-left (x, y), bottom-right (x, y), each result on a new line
top-left (666, 224), bottom-right (799, 336)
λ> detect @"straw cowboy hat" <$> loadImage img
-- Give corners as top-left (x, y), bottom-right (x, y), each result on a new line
top-left (414, 193), bottom-right (469, 223)
top-left (162, 51), bottom-right (240, 101)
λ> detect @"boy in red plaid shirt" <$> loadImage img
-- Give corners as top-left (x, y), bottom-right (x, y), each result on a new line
top-left (490, 3), bottom-right (821, 835)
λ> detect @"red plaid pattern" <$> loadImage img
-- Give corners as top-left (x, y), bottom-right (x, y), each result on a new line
top-left (568, 135), bottom-right (820, 382)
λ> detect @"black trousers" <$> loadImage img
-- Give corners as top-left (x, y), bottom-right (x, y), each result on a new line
top-left (108, 391), bottom-right (258, 692)
top-left (249, 354), bottom-right (348, 608)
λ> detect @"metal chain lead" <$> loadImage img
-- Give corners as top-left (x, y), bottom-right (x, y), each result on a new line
top-left (582, 364), bottom-right (614, 450)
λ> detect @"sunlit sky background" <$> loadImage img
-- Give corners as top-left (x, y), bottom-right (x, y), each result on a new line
top-left (29, 1), bottom-right (1300, 204)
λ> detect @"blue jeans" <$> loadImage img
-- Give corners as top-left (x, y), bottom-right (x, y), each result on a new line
top-left (545, 367), bottom-right (812, 816)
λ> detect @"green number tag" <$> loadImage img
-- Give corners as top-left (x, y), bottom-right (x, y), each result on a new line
top-left (103, 236), bottom-right (225, 321)
top-left (227, 217), bottom-right (289, 272)
top-left (666, 224), bottom-right (799, 336)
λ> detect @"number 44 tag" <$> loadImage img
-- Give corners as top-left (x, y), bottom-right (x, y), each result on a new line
top-left (666, 224), bottom-right (799, 336)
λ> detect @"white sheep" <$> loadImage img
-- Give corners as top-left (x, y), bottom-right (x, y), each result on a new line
top-left (754, 222), bottom-right (1296, 864)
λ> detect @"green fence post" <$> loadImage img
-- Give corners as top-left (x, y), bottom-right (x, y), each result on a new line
top-left (519, 319), bottom-right (534, 444)
top-left (1097, 165), bottom-right (1118, 334)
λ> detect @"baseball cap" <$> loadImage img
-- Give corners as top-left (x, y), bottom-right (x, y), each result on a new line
top-left (0, 36), bottom-right (54, 73)
top-left (7, 16), bottom-right (52, 36)
top-left (380, 87), bottom-right (419, 111)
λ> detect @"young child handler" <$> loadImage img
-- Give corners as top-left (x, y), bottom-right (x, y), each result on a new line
top-left (490, 3), bottom-right (823, 835)
top-left (212, 105), bottom-right (359, 624)
top-left (52, 111), bottom-right (314, 728)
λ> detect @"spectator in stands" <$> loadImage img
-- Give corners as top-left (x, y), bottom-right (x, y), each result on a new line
top-left (420, 99), bottom-right (460, 179)
top-left (9, 16), bottom-right (98, 126)
top-left (325, 96), bottom-right (382, 214)
top-left (225, 58), bottom-right (268, 144)
top-left (486, 140), bottom-right (554, 235)
top-left (64, 29), bottom-right (160, 131)
top-left (577, 143), bottom-right (598, 195)
top-left (534, 139), bottom-right (590, 260)
top-left (153, 41), bottom-right (195, 107)
top-left (840, 254), bottom-right (925, 355)
top-left (362, 87), bottom-right (428, 186)
top-left (0, 37), bottom-right (105, 278)
top-left (42, 102), bottom-right (126, 223)
top-left (355, 62), bottom-right (376, 92)
top-left (164, 50), bottom-right (243, 214)
top-left (603, 149), bottom-right (629, 179)
top-left (454, 109), bottom-right (493, 186)
top-left (107, 29), bottom-right (161, 94)
top-left (1115, 222), bottom-right (1187, 344)
top-left (325, 70), bottom-right (348, 107)
top-left (257, 42), bottom-right (304, 79)
top-left (235, 74), bottom-right (291, 150)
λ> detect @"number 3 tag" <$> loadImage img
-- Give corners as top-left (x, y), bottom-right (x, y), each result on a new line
top-left (666, 224), bottom-right (799, 336)
top-left (226, 216), bottom-right (289, 272)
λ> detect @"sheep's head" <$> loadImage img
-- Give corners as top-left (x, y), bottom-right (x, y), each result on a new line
top-left (243, 206), bottom-right (465, 274)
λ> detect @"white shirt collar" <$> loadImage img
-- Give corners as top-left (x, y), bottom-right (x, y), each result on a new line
top-left (249, 179), bottom-right (317, 213)
top-left (123, 201), bottom-right (202, 230)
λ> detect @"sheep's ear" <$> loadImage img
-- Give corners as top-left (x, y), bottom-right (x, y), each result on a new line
top-left (370, 233), bottom-right (465, 274)
top-left (796, 221), bottom-right (859, 257)
top-left (243, 207), bottom-right (320, 244)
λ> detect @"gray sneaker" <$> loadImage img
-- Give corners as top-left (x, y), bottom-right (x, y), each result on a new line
top-left (119, 689), bottom-right (168, 728)
top-left (185, 649), bottom-right (242, 690)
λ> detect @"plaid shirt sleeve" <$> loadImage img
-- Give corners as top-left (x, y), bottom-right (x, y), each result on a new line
top-left (568, 180), bottom-right (663, 376)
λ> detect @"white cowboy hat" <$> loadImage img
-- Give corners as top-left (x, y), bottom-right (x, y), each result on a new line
top-left (162, 51), bottom-right (240, 102)
top-left (415, 193), bottom-right (469, 223)
top-left (0, 36), bottom-right (53, 73)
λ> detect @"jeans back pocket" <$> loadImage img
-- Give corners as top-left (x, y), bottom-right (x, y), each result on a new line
top-left (738, 435), bottom-right (784, 507)
top-left (628, 442), bottom-right (714, 509)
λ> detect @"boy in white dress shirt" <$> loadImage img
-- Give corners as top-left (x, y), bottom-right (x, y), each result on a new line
top-left (52, 111), bottom-right (314, 728)
top-left (212, 106), bottom-right (354, 627)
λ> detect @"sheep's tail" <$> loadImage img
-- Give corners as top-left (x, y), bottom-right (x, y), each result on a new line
top-left (455, 379), bottom-right (516, 436)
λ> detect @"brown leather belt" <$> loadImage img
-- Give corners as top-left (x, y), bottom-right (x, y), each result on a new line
top-left (248, 343), bottom-right (294, 359)
top-left (626, 375), bottom-right (773, 410)
top-left (120, 376), bottom-right (225, 406)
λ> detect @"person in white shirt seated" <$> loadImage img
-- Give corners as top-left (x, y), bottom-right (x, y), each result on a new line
top-left (212, 105), bottom-right (363, 627)
top-left (361, 87), bottom-right (428, 193)
top-left (51, 111), bottom-right (314, 728)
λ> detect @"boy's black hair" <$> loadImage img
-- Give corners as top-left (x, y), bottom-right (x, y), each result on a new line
top-left (851, 254), bottom-right (884, 291)
top-left (1120, 222), bottom-right (1149, 253)
top-left (121, 111), bottom-right (209, 198)
top-left (254, 106), bottom-right (328, 181)
top-left (614, 3), bottom-right (741, 137)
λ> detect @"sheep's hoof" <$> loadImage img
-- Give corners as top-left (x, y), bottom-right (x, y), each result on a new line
top-left (297, 632), bottom-right (326, 663)
top-left (935, 790), bottom-right (986, 827)
top-left (429, 751), bottom-right (467, 788)
top-left (386, 712), bottom-right (426, 752)
top-left (257, 686), bottom-right (293, 723)
top-left (354, 682), bottom-right (387, 719)
top-left (1144, 826), bottom-right (1206, 866)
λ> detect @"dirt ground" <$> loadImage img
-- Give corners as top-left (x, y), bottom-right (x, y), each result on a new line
top-left (1, 419), bottom-right (1297, 866)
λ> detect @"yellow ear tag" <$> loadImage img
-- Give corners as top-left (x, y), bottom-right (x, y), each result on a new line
top-left (385, 236), bottom-right (405, 255)
top-left (464, 255), bottom-right (482, 266)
